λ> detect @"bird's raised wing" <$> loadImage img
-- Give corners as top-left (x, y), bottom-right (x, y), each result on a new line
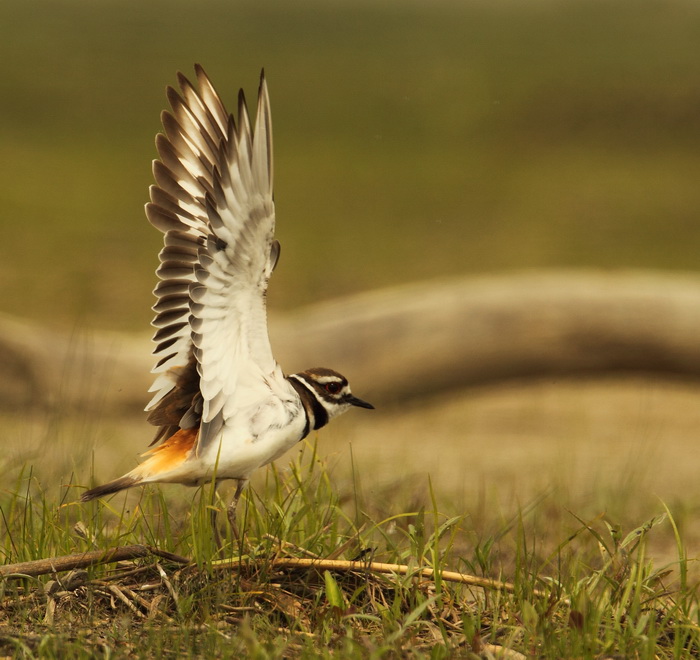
top-left (144, 65), bottom-right (279, 454)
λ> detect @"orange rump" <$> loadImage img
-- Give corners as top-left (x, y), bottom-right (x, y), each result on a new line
top-left (81, 427), bottom-right (198, 501)
top-left (138, 427), bottom-right (199, 477)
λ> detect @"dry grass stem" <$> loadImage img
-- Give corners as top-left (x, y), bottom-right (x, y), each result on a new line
top-left (213, 556), bottom-right (544, 598)
top-left (0, 545), bottom-right (189, 579)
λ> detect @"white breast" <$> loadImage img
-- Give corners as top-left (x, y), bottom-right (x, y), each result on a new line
top-left (198, 389), bottom-right (307, 481)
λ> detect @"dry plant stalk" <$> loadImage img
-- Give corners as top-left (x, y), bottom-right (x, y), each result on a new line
top-left (0, 546), bottom-right (545, 599)
top-left (212, 556), bottom-right (547, 598)
top-left (0, 545), bottom-right (188, 579)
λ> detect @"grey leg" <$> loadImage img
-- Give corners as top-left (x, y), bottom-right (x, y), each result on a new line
top-left (227, 479), bottom-right (248, 541)
top-left (210, 505), bottom-right (223, 549)
top-left (208, 481), bottom-right (223, 549)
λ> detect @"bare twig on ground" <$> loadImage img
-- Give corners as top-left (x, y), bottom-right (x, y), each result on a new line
top-left (1, 545), bottom-right (543, 599)
top-left (212, 556), bottom-right (547, 598)
top-left (0, 545), bottom-right (189, 579)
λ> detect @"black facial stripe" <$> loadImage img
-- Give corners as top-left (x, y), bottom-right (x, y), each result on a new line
top-left (288, 374), bottom-right (331, 431)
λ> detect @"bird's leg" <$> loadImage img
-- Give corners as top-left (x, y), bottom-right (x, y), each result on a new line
top-left (210, 504), bottom-right (223, 549)
top-left (207, 481), bottom-right (223, 549)
top-left (227, 479), bottom-right (248, 542)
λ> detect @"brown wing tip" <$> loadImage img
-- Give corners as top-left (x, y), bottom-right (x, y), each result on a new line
top-left (258, 69), bottom-right (269, 103)
top-left (176, 70), bottom-right (192, 93)
top-left (80, 476), bottom-right (140, 502)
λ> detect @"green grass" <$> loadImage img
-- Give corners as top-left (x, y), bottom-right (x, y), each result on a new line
top-left (0, 443), bottom-right (697, 658)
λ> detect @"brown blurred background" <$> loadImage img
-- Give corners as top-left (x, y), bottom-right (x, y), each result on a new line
top-left (3, 0), bottom-right (700, 328)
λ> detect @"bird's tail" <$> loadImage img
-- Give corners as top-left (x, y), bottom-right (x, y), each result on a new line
top-left (80, 428), bottom-right (198, 502)
top-left (80, 475), bottom-right (140, 501)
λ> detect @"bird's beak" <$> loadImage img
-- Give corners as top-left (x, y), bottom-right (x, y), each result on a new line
top-left (347, 395), bottom-right (374, 410)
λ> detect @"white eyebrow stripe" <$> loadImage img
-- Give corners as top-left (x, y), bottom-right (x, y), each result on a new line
top-left (314, 376), bottom-right (343, 384)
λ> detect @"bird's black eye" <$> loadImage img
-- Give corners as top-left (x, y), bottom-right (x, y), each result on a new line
top-left (324, 381), bottom-right (342, 395)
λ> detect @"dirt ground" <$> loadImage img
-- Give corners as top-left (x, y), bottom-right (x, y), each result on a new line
top-left (323, 375), bottom-right (700, 569)
top-left (330, 375), bottom-right (700, 507)
top-left (6, 374), bottom-right (700, 576)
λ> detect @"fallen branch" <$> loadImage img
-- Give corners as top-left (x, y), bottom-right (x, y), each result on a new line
top-left (1, 546), bottom-right (546, 599)
top-left (0, 545), bottom-right (189, 579)
top-left (212, 556), bottom-right (547, 599)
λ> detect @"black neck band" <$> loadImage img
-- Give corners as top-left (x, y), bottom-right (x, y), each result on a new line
top-left (287, 375), bottom-right (329, 434)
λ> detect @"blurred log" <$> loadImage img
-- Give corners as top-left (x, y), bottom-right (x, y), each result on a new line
top-left (3, 270), bottom-right (700, 413)
top-left (0, 314), bottom-right (149, 412)
top-left (273, 270), bottom-right (700, 403)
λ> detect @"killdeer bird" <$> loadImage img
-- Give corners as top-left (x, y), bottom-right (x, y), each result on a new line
top-left (81, 66), bottom-right (373, 534)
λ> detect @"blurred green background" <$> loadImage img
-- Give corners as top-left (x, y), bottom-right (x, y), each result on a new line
top-left (2, 0), bottom-right (700, 331)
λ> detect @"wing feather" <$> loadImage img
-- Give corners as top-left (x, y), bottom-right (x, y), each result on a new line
top-left (144, 66), bottom-right (280, 454)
